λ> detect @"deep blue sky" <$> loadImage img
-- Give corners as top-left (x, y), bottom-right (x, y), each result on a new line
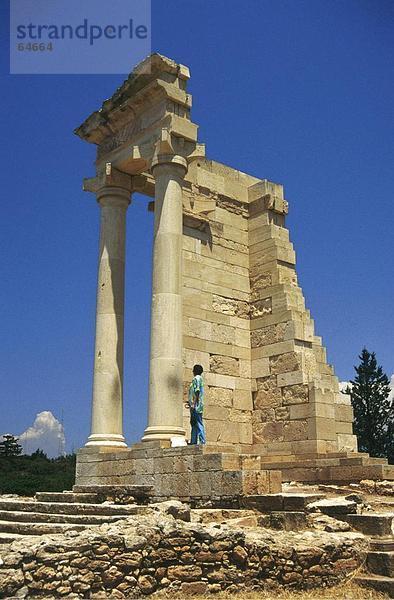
top-left (1, 1), bottom-right (393, 453)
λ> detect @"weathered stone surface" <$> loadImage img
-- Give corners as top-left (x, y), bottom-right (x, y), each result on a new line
top-left (212, 323), bottom-right (235, 345)
top-left (283, 421), bottom-right (308, 442)
top-left (254, 376), bottom-right (283, 409)
top-left (151, 500), bottom-right (191, 522)
top-left (212, 295), bottom-right (250, 318)
top-left (250, 269), bottom-right (272, 290)
top-left (167, 564), bottom-right (203, 581)
top-left (233, 389), bottom-right (253, 411)
top-left (339, 513), bottom-right (394, 536)
top-left (275, 407), bottom-right (290, 421)
top-left (270, 352), bottom-right (301, 375)
top-left (308, 498), bottom-right (357, 516)
top-left (210, 354), bottom-right (239, 376)
top-left (252, 407), bottom-right (275, 423)
top-left (180, 581), bottom-right (208, 595)
top-left (228, 409), bottom-right (251, 423)
top-left (375, 481), bottom-right (394, 496)
top-left (251, 323), bottom-right (287, 347)
top-left (0, 502), bottom-right (367, 598)
top-left (207, 386), bottom-right (233, 407)
top-left (311, 514), bottom-right (352, 532)
top-left (138, 574), bottom-right (157, 594)
top-left (282, 384), bottom-right (309, 405)
top-left (250, 298), bottom-right (272, 318)
top-left (253, 421), bottom-right (284, 443)
top-left (270, 511), bottom-right (308, 531)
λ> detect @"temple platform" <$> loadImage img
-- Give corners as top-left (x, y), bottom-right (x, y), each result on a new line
top-left (75, 442), bottom-right (393, 505)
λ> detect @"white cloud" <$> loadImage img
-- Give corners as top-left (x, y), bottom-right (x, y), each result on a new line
top-left (18, 411), bottom-right (66, 458)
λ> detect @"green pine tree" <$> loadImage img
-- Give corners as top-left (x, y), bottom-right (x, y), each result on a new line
top-left (0, 434), bottom-right (23, 457)
top-left (345, 348), bottom-right (393, 459)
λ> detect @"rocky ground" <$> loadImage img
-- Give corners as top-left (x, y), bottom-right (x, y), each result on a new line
top-left (0, 503), bottom-right (368, 598)
top-left (0, 481), bottom-right (392, 598)
top-left (156, 583), bottom-right (388, 599)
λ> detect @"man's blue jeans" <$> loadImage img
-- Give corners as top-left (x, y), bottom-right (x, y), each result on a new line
top-left (190, 409), bottom-right (206, 445)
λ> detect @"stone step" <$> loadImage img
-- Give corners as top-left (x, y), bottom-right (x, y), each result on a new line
top-left (318, 484), bottom-right (357, 495)
top-left (203, 444), bottom-right (237, 454)
top-left (354, 574), bottom-right (394, 597)
top-left (0, 510), bottom-right (128, 526)
top-left (35, 492), bottom-right (101, 504)
top-left (130, 441), bottom-right (170, 450)
top-left (366, 457), bottom-right (389, 465)
top-left (307, 498), bottom-right (357, 517)
top-left (260, 458), bottom-right (342, 470)
top-left (241, 493), bottom-right (325, 512)
top-left (366, 551), bottom-right (394, 577)
top-left (369, 499), bottom-right (394, 511)
top-left (192, 508), bottom-right (256, 524)
top-left (72, 484), bottom-right (153, 500)
top-left (262, 452), bottom-right (367, 462)
top-left (340, 513), bottom-right (394, 537)
top-left (370, 538), bottom-right (394, 552)
top-left (0, 499), bottom-right (149, 517)
top-left (259, 454), bottom-right (389, 472)
top-left (266, 511), bottom-right (308, 531)
top-left (280, 463), bottom-right (394, 483)
top-left (0, 532), bottom-right (25, 544)
top-left (0, 520), bottom-right (87, 536)
top-left (338, 457), bottom-right (387, 467)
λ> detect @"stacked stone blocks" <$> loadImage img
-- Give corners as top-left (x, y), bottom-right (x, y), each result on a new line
top-left (76, 443), bottom-right (281, 503)
top-left (181, 159), bottom-right (357, 456)
top-left (75, 53), bottom-right (391, 492)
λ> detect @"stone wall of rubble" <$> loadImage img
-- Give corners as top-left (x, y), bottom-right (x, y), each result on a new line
top-left (0, 509), bottom-right (365, 598)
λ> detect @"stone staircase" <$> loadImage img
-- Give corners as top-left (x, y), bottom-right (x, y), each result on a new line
top-left (256, 451), bottom-right (394, 483)
top-left (0, 488), bottom-right (153, 544)
top-left (355, 538), bottom-right (394, 597)
top-left (203, 445), bottom-right (394, 483)
top-left (0, 486), bottom-right (392, 596)
top-left (239, 491), bottom-right (394, 597)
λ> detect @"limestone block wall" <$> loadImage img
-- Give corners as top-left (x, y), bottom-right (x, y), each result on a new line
top-left (181, 160), bottom-right (257, 447)
top-left (247, 180), bottom-right (356, 456)
top-left (181, 159), bottom-right (357, 455)
top-left (75, 445), bottom-right (281, 501)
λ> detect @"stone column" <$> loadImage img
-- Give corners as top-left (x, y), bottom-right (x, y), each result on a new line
top-left (86, 181), bottom-right (131, 447)
top-left (142, 154), bottom-right (187, 441)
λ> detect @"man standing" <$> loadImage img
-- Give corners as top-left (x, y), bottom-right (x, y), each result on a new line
top-left (187, 364), bottom-right (206, 445)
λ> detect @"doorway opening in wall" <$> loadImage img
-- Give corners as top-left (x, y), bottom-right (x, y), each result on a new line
top-left (123, 192), bottom-right (154, 446)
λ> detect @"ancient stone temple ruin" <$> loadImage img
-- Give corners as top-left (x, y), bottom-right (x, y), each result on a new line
top-left (74, 54), bottom-right (393, 501)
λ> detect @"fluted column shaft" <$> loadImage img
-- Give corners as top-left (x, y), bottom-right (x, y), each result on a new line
top-left (142, 154), bottom-right (187, 441)
top-left (86, 185), bottom-right (131, 447)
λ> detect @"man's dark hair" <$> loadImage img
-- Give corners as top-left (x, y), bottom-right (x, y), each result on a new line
top-left (193, 364), bottom-right (203, 376)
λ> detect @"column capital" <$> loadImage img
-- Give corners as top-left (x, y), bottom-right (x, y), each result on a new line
top-left (151, 153), bottom-right (188, 175)
top-left (83, 163), bottom-right (132, 194)
top-left (96, 185), bottom-right (131, 209)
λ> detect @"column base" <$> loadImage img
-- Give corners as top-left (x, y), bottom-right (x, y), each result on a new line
top-left (85, 433), bottom-right (127, 448)
top-left (142, 425), bottom-right (186, 443)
